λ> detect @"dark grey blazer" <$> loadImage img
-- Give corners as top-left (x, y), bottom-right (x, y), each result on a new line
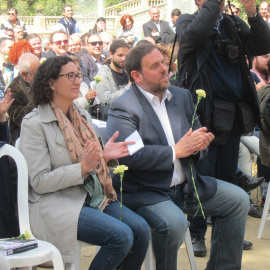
top-left (143, 20), bottom-right (175, 44)
top-left (81, 52), bottom-right (104, 82)
top-left (107, 84), bottom-right (217, 210)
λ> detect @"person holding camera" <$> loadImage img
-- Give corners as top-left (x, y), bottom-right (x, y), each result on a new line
top-left (176, 0), bottom-right (270, 257)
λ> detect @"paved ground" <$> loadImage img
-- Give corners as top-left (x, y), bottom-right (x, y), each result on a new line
top-left (77, 215), bottom-right (270, 270)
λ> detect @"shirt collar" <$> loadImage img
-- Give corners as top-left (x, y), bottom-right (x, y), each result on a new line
top-left (137, 85), bottom-right (172, 104)
top-left (214, 14), bottom-right (224, 31)
top-left (91, 54), bottom-right (103, 64)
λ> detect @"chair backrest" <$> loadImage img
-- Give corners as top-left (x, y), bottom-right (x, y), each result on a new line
top-left (0, 144), bottom-right (31, 235)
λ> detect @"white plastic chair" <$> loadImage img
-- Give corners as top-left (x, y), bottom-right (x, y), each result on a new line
top-left (257, 182), bottom-right (270, 239)
top-left (65, 234), bottom-right (197, 270)
top-left (144, 228), bottom-right (197, 270)
top-left (0, 143), bottom-right (64, 270)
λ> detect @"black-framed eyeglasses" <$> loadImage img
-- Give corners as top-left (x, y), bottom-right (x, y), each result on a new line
top-left (58, 72), bottom-right (83, 82)
top-left (53, 40), bottom-right (68, 46)
top-left (88, 41), bottom-right (103, 46)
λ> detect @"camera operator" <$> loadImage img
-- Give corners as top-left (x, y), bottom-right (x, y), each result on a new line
top-left (176, 0), bottom-right (270, 257)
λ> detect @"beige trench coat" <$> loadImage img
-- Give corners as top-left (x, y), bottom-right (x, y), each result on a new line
top-left (20, 103), bottom-right (91, 263)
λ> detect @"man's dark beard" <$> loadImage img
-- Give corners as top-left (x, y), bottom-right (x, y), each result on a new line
top-left (256, 66), bottom-right (269, 77)
top-left (112, 59), bottom-right (124, 70)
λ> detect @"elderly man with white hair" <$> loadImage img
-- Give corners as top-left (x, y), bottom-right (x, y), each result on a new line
top-left (7, 52), bottom-right (40, 145)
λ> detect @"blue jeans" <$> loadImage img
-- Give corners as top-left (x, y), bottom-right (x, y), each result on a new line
top-left (136, 180), bottom-right (249, 270)
top-left (189, 127), bottom-right (241, 238)
top-left (77, 201), bottom-right (150, 270)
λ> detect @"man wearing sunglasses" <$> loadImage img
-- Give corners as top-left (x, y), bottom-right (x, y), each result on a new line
top-left (81, 34), bottom-right (105, 82)
top-left (1, 8), bottom-right (27, 39)
top-left (45, 30), bottom-right (90, 87)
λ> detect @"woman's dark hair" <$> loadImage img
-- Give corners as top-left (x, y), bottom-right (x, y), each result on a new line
top-left (120, 14), bottom-right (134, 28)
top-left (31, 56), bottom-right (75, 106)
top-left (93, 17), bottom-right (106, 33)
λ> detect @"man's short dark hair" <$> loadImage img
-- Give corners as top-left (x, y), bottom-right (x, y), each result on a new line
top-left (26, 33), bottom-right (41, 42)
top-left (109, 39), bottom-right (130, 54)
top-left (81, 33), bottom-right (91, 45)
top-left (171, 8), bottom-right (181, 17)
top-left (9, 8), bottom-right (18, 14)
top-left (62, 4), bottom-right (72, 12)
top-left (125, 44), bottom-right (156, 82)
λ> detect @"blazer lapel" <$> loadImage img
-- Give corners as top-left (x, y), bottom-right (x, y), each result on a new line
top-left (132, 84), bottom-right (168, 146)
top-left (150, 20), bottom-right (159, 32)
top-left (165, 91), bottom-right (182, 143)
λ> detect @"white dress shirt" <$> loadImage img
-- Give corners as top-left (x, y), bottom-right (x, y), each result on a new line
top-left (138, 86), bottom-right (186, 186)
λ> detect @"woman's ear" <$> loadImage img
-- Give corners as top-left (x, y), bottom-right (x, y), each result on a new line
top-left (49, 80), bottom-right (55, 90)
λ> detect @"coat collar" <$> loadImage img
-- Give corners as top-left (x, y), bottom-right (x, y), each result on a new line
top-left (38, 102), bottom-right (88, 124)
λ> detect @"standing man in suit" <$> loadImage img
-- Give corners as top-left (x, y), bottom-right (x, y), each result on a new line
top-left (107, 44), bottom-right (249, 270)
top-left (143, 6), bottom-right (175, 44)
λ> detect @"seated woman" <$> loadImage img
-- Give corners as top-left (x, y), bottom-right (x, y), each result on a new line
top-left (20, 56), bottom-right (150, 269)
top-left (70, 56), bottom-right (98, 110)
top-left (117, 15), bottom-right (142, 46)
top-left (93, 17), bottom-right (107, 34)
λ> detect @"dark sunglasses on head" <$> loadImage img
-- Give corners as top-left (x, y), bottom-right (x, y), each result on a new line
top-left (53, 40), bottom-right (68, 46)
top-left (89, 41), bottom-right (103, 46)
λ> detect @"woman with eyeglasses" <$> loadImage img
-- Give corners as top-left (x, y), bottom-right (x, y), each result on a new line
top-left (20, 56), bottom-right (150, 270)
top-left (117, 15), bottom-right (142, 46)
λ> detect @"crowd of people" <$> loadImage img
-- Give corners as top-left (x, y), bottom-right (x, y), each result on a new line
top-left (0, 1), bottom-right (270, 269)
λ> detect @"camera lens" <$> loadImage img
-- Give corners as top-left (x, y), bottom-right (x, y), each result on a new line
top-left (226, 45), bottom-right (239, 60)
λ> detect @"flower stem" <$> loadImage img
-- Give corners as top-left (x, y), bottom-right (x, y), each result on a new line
top-left (120, 173), bottom-right (123, 221)
top-left (189, 159), bottom-right (205, 219)
top-left (191, 100), bottom-right (199, 129)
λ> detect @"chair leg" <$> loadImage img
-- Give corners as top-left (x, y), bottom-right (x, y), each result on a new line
top-left (258, 182), bottom-right (270, 239)
top-left (185, 228), bottom-right (197, 270)
top-left (144, 234), bottom-right (156, 270)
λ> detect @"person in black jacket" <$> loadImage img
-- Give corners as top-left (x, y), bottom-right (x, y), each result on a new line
top-left (176, 0), bottom-right (270, 256)
top-left (0, 88), bottom-right (19, 238)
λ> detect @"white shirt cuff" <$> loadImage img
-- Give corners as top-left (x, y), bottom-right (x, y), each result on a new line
top-left (171, 146), bottom-right (176, 163)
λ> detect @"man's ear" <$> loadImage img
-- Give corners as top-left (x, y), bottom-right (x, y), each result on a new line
top-left (131, 70), bottom-right (142, 84)
top-left (21, 70), bottom-right (28, 80)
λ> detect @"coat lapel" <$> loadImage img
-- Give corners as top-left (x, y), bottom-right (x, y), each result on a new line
top-left (132, 84), bottom-right (168, 146)
top-left (150, 20), bottom-right (159, 32)
top-left (165, 91), bottom-right (182, 143)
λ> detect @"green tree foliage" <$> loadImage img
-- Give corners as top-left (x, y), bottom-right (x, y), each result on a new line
top-left (104, 0), bottom-right (126, 8)
top-left (0, 0), bottom-right (268, 16)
